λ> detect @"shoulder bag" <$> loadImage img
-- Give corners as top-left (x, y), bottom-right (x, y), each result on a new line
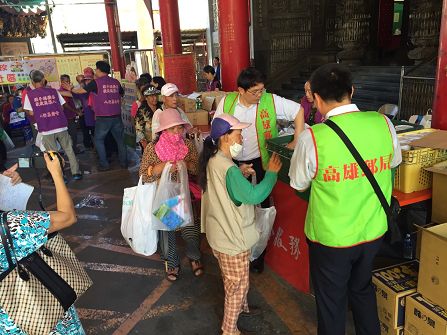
top-left (0, 211), bottom-right (92, 335)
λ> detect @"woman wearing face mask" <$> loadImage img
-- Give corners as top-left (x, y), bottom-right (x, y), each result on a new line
top-left (199, 114), bottom-right (282, 335)
top-left (139, 108), bottom-right (202, 281)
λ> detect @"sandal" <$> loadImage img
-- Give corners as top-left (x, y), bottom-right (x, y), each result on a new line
top-left (166, 264), bottom-right (180, 282)
top-left (190, 259), bottom-right (204, 277)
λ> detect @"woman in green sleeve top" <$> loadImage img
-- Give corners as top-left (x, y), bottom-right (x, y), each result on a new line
top-left (199, 114), bottom-right (282, 335)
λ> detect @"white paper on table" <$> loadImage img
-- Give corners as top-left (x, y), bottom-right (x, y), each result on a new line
top-left (187, 92), bottom-right (201, 100)
top-left (0, 175), bottom-right (34, 211)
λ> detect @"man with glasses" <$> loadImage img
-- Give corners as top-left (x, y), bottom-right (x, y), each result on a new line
top-left (214, 67), bottom-right (304, 273)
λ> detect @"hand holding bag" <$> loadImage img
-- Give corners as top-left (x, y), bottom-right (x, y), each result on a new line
top-left (121, 176), bottom-right (158, 256)
top-left (152, 161), bottom-right (193, 231)
top-left (325, 119), bottom-right (401, 244)
top-left (0, 211), bottom-right (93, 335)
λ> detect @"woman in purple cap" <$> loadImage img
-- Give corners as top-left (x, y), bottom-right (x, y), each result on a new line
top-left (199, 114), bottom-right (282, 335)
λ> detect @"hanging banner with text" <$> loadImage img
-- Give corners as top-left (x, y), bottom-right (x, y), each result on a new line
top-left (164, 54), bottom-right (197, 95)
top-left (0, 58), bottom-right (58, 85)
top-left (121, 82), bottom-right (137, 148)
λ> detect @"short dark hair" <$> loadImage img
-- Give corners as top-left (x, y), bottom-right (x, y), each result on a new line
top-left (30, 70), bottom-right (45, 84)
top-left (60, 74), bottom-right (70, 82)
top-left (96, 61), bottom-right (111, 74)
top-left (309, 63), bottom-right (353, 103)
top-left (214, 57), bottom-right (219, 62)
top-left (237, 67), bottom-right (266, 90)
top-left (152, 76), bottom-right (166, 88)
top-left (140, 73), bottom-right (152, 83)
top-left (203, 65), bottom-right (215, 75)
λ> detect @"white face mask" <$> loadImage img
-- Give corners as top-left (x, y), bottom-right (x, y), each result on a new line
top-left (229, 142), bottom-right (243, 158)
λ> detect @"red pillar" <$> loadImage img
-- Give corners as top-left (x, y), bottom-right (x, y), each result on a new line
top-left (159, 0), bottom-right (182, 55)
top-left (432, 0), bottom-right (447, 130)
top-left (218, 0), bottom-right (250, 91)
top-left (105, 0), bottom-right (125, 77)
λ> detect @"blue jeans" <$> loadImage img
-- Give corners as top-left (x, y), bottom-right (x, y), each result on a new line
top-left (94, 116), bottom-right (127, 168)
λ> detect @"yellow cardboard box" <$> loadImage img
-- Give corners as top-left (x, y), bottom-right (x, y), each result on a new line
top-left (418, 222), bottom-right (447, 309)
top-left (380, 321), bottom-right (404, 335)
top-left (372, 261), bottom-right (419, 328)
top-left (186, 110), bottom-right (209, 126)
top-left (177, 97), bottom-right (197, 113)
top-left (405, 293), bottom-right (447, 335)
top-left (425, 161), bottom-right (447, 224)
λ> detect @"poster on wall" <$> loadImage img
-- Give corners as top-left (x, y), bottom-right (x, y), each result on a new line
top-left (121, 82), bottom-right (137, 148)
top-left (55, 56), bottom-right (82, 84)
top-left (0, 58), bottom-right (58, 85)
top-left (79, 54), bottom-right (105, 71)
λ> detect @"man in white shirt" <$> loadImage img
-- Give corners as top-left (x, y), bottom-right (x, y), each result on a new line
top-left (214, 67), bottom-right (304, 273)
top-left (289, 63), bottom-right (402, 335)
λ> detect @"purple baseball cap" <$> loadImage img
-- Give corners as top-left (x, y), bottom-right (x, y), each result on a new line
top-left (210, 114), bottom-right (250, 140)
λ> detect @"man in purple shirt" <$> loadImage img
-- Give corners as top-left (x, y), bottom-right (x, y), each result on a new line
top-left (65, 61), bottom-right (126, 171)
top-left (23, 70), bottom-right (82, 180)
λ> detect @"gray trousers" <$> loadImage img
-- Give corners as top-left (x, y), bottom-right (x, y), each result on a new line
top-left (42, 130), bottom-right (80, 175)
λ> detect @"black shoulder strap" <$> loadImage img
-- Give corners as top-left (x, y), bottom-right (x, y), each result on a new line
top-left (0, 211), bottom-right (14, 269)
top-left (325, 119), bottom-right (392, 217)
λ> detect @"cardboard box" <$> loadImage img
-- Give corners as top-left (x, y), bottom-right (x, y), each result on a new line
top-left (177, 97), bottom-right (197, 113)
top-left (426, 161), bottom-right (447, 224)
top-left (186, 110), bottom-right (209, 126)
top-left (200, 91), bottom-right (227, 111)
top-left (380, 321), bottom-right (404, 335)
top-left (418, 223), bottom-right (447, 308)
top-left (405, 293), bottom-right (447, 335)
top-left (373, 261), bottom-right (419, 328)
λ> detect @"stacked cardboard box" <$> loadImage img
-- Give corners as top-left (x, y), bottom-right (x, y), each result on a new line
top-left (404, 222), bottom-right (447, 334)
top-left (372, 261), bottom-right (419, 335)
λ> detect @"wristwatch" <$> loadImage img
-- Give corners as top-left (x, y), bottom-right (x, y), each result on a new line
top-left (147, 165), bottom-right (154, 177)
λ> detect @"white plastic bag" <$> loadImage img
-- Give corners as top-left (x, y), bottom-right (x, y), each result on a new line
top-left (152, 161), bottom-right (193, 231)
top-left (250, 206), bottom-right (277, 261)
top-left (121, 176), bottom-right (158, 256)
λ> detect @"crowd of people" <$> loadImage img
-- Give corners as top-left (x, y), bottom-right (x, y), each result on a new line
top-left (0, 60), bottom-right (401, 335)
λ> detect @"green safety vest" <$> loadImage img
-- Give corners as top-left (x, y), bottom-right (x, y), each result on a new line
top-left (306, 111), bottom-right (393, 247)
top-left (223, 92), bottom-right (278, 169)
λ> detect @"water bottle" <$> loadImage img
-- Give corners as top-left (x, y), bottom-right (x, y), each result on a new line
top-left (403, 234), bottom-right (414, 259)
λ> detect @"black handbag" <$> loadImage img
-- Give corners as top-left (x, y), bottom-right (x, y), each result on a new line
top-left (0, 211), bottom-right (92, 334)
top-left (325, 119), bottom-right (402, 244)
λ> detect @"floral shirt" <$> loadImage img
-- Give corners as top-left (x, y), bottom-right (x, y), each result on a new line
top-left (0, 210), bottom-right (85, 335)
top-left (134, 101), bottom-right (161, 143)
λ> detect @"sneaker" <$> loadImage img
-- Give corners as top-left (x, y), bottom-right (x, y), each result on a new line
top-left (72, 174), bottom-right (83, 180)
top-left (98, 165), bottom-right (111, 172)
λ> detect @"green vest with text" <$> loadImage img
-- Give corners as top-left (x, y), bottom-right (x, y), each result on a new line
top-left (223, 92), bottom-right (278, 169)
top-left (306, 112), bottom-right (393, 247)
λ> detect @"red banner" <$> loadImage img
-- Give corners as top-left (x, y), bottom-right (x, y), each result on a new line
top-left (164, 54), bottom-right (197, 95)
top-left (265, 181), bottom-right (310, 293)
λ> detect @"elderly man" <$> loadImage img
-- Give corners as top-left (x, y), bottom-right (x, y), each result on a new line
top-left (23, 70), bottom-right (82, 180)
top-left (289, 63), bottom-right (402, 335)
top-left (214, 67), bottom-right (304, 273)
top-left (151, 83), bottom-right (191, 139)
top-left (66, 61), bottom-right (126, 171)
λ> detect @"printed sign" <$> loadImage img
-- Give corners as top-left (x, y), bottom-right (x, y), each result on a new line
top-left (121, 82), bottom-right (137, 147)
top-left (0, 58), bottom-right (58, 84)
